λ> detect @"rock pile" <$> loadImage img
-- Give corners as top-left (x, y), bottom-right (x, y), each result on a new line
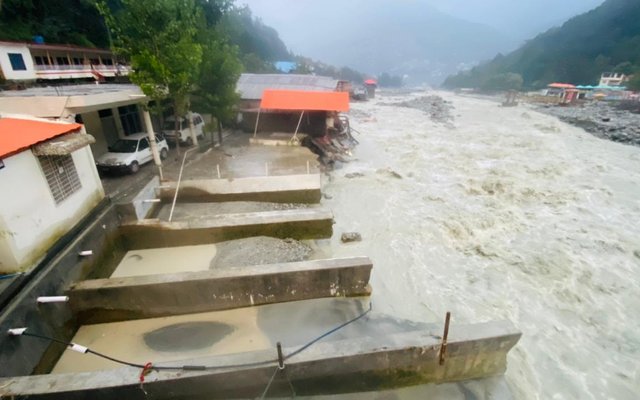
top-left (536, 101), bottom-right (640, 147)
top-left (383, 95), bottom-right (455, 124)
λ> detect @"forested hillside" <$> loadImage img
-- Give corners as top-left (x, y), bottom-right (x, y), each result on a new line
top-left (443, 0), bottom-right (640, 90)
top-left (0, 0), bottom-right (292, 73)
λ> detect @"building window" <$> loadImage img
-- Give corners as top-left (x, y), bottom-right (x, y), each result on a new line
top-left (38, 155), bottom-right (82, 205)
top-left (118, 104), bottom-right (142, 135)
top-left (8, 53), bottom-right (26, 71)
top-left (34, 56), bottom-right (50, 66)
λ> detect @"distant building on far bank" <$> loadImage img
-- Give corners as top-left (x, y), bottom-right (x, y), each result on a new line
top-left (599, 72), bottom-right (629, 87)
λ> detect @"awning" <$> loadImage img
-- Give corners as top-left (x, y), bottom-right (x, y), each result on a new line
top-left (0, 118), bottom-right (82, 158)
top-left (548, 83), bottom-right (576, 89)
top-left (32, 133), bottom-right (95, 156)
top-left (260, 90), bottom-right (350, 112)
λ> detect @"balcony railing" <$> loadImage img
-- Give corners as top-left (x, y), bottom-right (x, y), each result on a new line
top-left (33, 64), bottom-right (131, 74)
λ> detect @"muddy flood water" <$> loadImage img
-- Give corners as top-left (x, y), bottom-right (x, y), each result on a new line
top-left (313, 91), bottom-right (640, 399)
top-left (55, 91), bottom-right (639, 399)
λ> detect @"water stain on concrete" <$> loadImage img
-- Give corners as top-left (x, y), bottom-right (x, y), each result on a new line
top-left (143, 321), bottom-right (234, 352)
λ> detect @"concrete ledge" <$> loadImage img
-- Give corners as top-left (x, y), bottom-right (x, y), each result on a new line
top-left (249, 132), bottom-right (308, 146)
top-left (0, 321), bottom-right (521, 398)
top-left (116, 176), bottom-right (160, 223)
top-left (119, 208), bottom-right (334, 250)
top-left (158, 174), bottom-right (322, 203)
top-left (67, 257), bottom-right (373, 324)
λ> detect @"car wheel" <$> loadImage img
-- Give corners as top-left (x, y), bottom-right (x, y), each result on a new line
top-left (129, 161), bottom-right (140, 174)
top-left (160, 148), bottom-right (168, 160)
top-left (186, 137), bottom-right (194, 146)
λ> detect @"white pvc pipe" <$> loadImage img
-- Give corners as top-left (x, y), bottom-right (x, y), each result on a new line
top-left (7, 327), bottom-right (27, 336)
top-left (37, 296), bottom-right (69, 304)
top-left (70, 343), bottom-right (88, 353)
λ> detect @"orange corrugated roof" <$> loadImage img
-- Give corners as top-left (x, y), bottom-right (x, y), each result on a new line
top-left (260, 90), bottom-right (349, 112)
top-left (0, 118), bottom-right (82, 158)
top-left (548, 83), bottom-right (576, 89)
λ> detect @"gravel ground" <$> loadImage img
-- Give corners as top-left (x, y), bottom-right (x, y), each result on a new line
top-left (210, 236), bottom-right (312, 269)
top-left (534, 100), bottom-right (640, 147)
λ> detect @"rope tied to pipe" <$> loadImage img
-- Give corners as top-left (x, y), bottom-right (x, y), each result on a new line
top-left (139, 362), bottom-right (153, 383)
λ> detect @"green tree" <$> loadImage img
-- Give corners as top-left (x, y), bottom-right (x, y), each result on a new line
top-left (192, 33), bottom-right (242, 146)
top-left (99, 0), bottom-right (203, 152)
top-left (628, 73), bottom-right (640, 91)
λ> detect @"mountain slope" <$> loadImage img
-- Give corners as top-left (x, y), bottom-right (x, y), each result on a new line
top-left (444, 0), bottom-right (640, 89)
top-left (243, 0), bottom-right (516, 85)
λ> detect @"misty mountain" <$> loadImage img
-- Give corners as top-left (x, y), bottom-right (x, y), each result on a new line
top-left (243, 0), bottom-right (515, 85)
top-left (443, 0), bottom-right (640, 90)
top-left (314, 4), bottom-right (518, 84)
top-left (423, 0), bottom-right (604, 42)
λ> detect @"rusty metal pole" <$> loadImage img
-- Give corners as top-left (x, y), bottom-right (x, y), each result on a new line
top-left (439, 311), bottom-right (451, 365)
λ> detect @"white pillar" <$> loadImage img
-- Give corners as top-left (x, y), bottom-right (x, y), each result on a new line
top-left (187, 111), bottom-right (198, 146)
top-left (143, 109), bottom-right (163, 180)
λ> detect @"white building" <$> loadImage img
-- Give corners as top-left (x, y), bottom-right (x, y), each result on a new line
top-left (0, 84), bottom-right (154, 159)
top-left (0, 41), bottom-right (130, 82)
top-left (0, 116), bottom-right (104, 273)
top-left (599, 72), bottom-right (628, 87)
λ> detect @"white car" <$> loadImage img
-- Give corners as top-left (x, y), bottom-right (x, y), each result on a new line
top-left (162, 113), bottom-right (205, 146)
top-left (96, 133), bottom-right (169, 174)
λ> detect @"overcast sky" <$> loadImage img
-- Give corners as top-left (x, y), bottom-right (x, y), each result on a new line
top-left (240, 0), bottom-right (605, 54)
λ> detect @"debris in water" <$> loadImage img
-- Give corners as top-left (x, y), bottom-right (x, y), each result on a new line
top-left (341, 232), bottom-right (362, 243)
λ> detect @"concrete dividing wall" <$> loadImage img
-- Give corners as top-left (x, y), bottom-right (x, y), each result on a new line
top-left (116, 176), bottom-right (160, 223)
top-left (0, 203), bottom-right (125, 378)
top-left (119, 208), bottom-right (334, 250)
top-left (68, 257), bottom-right (373, 324)
top-left (0, 320), bottom-right (521, 399)
top-left (158, 174), bottom-right (322, 204)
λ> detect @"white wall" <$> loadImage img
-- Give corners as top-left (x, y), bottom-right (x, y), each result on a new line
top-left (0, 145), bottom-right (104, 273)
top-left (0, 43), bottom-right (36, 81)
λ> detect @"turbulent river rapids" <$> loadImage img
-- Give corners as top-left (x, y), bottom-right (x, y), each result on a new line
top-left (317, 90), bottom-right (640, 399)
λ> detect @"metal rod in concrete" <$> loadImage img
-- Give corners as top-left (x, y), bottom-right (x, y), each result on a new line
top-left (277, 342), bottom-right (285, 370)
top-left (292, 110), bottom-right (304, 144)
top-left (307, 160), bottom-right (310, 174)
top-left (168, 147), bottom-right (197, 222)
top-left (439, 311), bottom-right (451, 365)
top-left (216, 164), bottom-right (221, 179)
top-left (253, 108), bottom-right (261, 138)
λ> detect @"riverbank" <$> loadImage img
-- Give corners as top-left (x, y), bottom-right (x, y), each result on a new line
top-left (532, 100), bottom-right (640, 147)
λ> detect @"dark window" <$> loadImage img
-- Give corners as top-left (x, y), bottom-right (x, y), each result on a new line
top-left (104, 59), bottom-right (113, 66)
top-left (34, 56), bottom-right (45, 65)
top-left (118, 105), bottom-right (142, 135)
top-left (39, 155), bottom-right (82, 204)
top-left (98, 109), bottom-right (113, 118)
top-left (138, 138), bottom-right (149, 150)
top-left (56, 56), bottom-right (69, 66)
top-left (73, 57), bottom-right (82, 65)
top-left (75, 114), bottom-right (83, 124)
top-left (90, 58), bottom-right (99, 65)
top-left (8, 53), bottom-right (26, 71)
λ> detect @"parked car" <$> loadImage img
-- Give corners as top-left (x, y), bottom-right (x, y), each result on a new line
top-left (96, 133), bottom-right (169, 174)
top-left (162, 113), bottom-right (205, 146)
